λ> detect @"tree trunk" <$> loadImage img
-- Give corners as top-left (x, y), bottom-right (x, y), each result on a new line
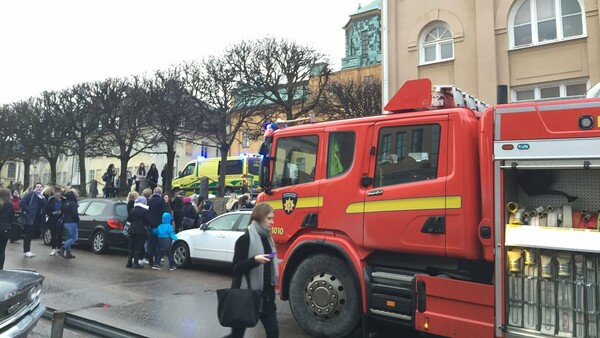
top-left (119, 156), bottom-right (129, 197)
top-left (23, 159), bottom-right (31, 189)
top-left (49, 157), bottom-right (58, 185)
top-left (164, 144), bottom-right (175, 192)
top-left (78, 145), bottom-right (87, 196)
top-left (218, 145), bottom-right (229, 197)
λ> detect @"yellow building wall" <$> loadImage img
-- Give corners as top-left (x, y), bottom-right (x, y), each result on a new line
top-left (384, 0), bottom-right (600, 104)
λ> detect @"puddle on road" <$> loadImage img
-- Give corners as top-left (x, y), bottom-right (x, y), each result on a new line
top-left (172, 292), bottom-right (194, 296)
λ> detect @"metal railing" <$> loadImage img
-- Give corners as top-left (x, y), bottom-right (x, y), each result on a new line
top-left (43, 307), bottom-right (147, 338)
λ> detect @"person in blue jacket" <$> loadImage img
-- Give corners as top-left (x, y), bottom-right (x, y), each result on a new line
top-left (151, 212), bottom-right (177, 271)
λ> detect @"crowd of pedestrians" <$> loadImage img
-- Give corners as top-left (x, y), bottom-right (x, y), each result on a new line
top-left (0, 182), bottom-right (82, 263)
top-left (0, 177), bottom-right (277, 337)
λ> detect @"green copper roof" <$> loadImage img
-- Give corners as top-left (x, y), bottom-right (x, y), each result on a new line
top-left (352, 0), bottom-right (381, 16)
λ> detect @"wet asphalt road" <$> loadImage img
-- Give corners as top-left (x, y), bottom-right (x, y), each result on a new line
top-left (4, 238), bottom-right (309, 338)
top-left (6, 239), bottom-right (417, 338)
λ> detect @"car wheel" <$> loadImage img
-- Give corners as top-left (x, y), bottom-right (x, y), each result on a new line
top-left (91, 230), bottom-right (108, 254)
top-left (289, 254), bottom-right (361, 338)
top-left (172, 241), bottom-right (191, 268)
top-left (43, 228), bottom-right (52, 246)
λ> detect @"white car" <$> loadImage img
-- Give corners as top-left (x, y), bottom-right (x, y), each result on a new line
top-left (172, 209), bottom-right (252, 268)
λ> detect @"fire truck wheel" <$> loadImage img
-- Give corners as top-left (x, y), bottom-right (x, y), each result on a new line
top-left (289, 254), bottom-right (360, 337)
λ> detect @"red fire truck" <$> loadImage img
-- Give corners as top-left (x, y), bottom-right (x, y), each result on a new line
top-left (256, 78), bottom-right (600, 337)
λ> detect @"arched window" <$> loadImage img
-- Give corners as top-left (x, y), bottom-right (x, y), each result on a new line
top-left (420, 23), bottom-right (454, 65)
top-left (509, 0), bottom-right (585, 48)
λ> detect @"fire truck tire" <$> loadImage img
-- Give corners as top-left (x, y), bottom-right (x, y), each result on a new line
top-left (289, 254), bottom-right (360, 337)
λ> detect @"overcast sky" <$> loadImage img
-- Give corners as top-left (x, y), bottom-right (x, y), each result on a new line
top-left (0, 0), bottom-right (361, 105)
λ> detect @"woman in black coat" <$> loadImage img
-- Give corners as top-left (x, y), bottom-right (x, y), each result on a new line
top-left (57, 190), bottom-right (79, 259)
top-left (180, 197), bottom-right (199, 230)
top-left (126, 196), bottom-right (149, 268)
top-left (0, 188), bottom-right (15, 269)
top-left (147, 163), bottom-right (159, 191)
top-left (103, 164), bottom-right (116, 198)
top-left (229, 202), bottom-right (279, 338)
top-left (19, 183), bottom-right (47, 258)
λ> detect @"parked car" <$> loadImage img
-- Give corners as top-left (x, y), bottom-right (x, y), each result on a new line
top-left (172, 209), bottom-right (252, 268)
top-left (0, 269), bottom-right (45, 337)
top-left (43, 198), bottom-right (128, 254)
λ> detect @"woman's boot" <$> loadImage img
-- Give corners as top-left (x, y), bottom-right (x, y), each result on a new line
top-left (64, 250), bottom-right (76, 259)
top-left (56, 247), bottom-right (65, 257)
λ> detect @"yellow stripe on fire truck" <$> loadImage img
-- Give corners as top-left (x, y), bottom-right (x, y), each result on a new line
top-left (265, 196), bottom-right (324, 210)
top-left (345, 196), bottom-right (462, 213)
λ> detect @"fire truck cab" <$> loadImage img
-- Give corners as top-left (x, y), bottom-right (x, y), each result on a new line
top-left (257, 78), bottom-right (600, 338)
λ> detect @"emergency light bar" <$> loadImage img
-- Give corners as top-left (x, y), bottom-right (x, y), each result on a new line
top-left (385, 78), bottom-right (488, 114)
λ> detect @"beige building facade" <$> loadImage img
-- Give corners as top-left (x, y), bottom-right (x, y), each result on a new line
top-left (383, 0), bottom-right (600, 104)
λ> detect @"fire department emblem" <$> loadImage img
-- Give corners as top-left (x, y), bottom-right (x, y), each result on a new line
top-left (282, 192), bottom-right (298, 215)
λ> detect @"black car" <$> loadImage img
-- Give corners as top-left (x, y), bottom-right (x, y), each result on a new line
top-left (0, 269), bottom-right (45, 337)
top-left (44, 198), bottom-right (128, 254)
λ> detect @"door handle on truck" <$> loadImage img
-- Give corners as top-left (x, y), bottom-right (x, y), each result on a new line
top-left (421, 216), bottom-right (445, 234)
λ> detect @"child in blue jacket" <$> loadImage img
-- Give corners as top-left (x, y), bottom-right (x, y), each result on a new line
top-left (152, 212), bottom-right (178, 271)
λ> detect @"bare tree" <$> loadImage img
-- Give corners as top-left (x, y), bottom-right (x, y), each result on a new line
top-left (12, 99), bottom-right (42, 189)
top-left (34, 91), bottom-right (73, 185)
top-left (52, 84), bottom-right (105, 195)
top-left (93, 76), bottom-right (158, 196)
top-left (228, 38), bottom-right (331, 122)
top-left (146, 66), bottom-right (201, 192)
top-left (182, 57), bottom-right (263, 197)
top-left (0, 105), bottom-right (19, 177)
top-left (315, 77), bottom-right (382, 120)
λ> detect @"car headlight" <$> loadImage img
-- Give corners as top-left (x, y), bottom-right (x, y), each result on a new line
top-left (28, 283), bottom-right (42, 301)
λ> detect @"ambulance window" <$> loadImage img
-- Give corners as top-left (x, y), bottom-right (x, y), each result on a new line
top-left (327, 132), bottom-right (355, 178)
top-left (247, 158), bottom-right (260, 175)
top-left (220, 160), bottom-right (243, 175)
top-left (273, 135), bottom-right (318, 188)
top-left (374, 124), bottom-right (440, 187)
top-left (181, 163), bottom-right (196, 177)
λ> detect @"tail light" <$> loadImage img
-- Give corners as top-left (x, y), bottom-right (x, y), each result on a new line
top-left (107, 220), bottom-right (124, 229)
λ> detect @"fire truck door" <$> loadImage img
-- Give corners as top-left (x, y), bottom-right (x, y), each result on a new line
top-left (267, 133), bottom-right (322, 244)
top-left (363, 116), bottom-right (449, 256)
top-left (318, 128), bottom-right (370, 246)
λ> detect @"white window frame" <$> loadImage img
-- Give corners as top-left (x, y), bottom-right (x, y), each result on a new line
top-left (508, 0), bottom-right (586, 49)
top-left (242, 130), bottom-right (250, 148)
top-left (419, 22), bottom-right (454, 65)
top-left (7, 163), bottom-right (16, 178)
top-left (511, 79), bottom-right (589, 102)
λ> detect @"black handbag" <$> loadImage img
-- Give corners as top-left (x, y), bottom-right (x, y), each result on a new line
top-left (181, 217), bottom-right (196, 229)
top-left (217, 274), bottom-right (262, 328)
top-left (123, 221), bottom-right (131, 238)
